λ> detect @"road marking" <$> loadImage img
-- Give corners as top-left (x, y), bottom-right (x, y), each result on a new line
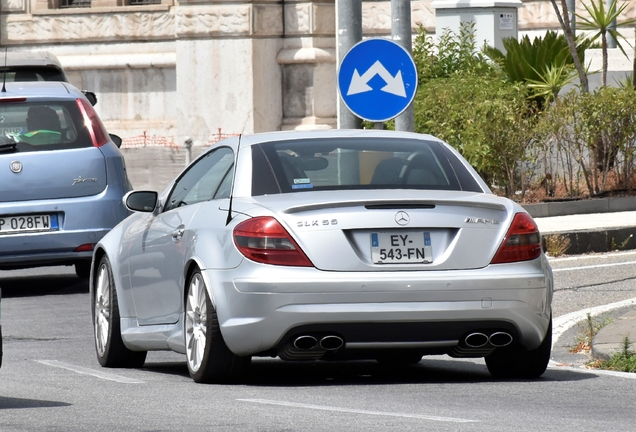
top-left (551, 260), bottom-right (636, 272)
top-left (237, 399), bottom-right (478, 423)
top-left (35, 360), bottom-right (144, 384)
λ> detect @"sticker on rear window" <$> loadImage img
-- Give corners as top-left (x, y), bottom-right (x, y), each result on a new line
top-left (292, 178), bottom-right (313, 189)
top-left (292, 183), bottom-right (313, 189)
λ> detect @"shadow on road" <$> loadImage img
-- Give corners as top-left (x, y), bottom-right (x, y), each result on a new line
top-left (140, 357), bottom-right (600, 386)
top-left (0, 396), bottom-right (71, 410)
top-left (0, 267), bottom-right (88, 298)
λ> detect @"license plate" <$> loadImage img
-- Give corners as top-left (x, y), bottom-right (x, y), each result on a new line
top-left (0, 214), bottom-right (58, 234)
top-left (371, 231), bottom-right (433, 264)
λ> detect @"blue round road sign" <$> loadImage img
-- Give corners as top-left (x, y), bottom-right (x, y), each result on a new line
top-left (338, 38), bottom-right (418, 122)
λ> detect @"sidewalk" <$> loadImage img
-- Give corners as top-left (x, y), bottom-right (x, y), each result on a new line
top-left (531, 206), bottom-right (636, 363)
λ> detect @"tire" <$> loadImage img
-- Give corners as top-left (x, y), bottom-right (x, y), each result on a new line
top-left (75, 261), bottom-right (91, 279)
top-left (93, 255), bottom-right (147, 368)
top-left (485, 318), bottom-right (552, 379)
top-left (185, 270), bottom-right (250, 384)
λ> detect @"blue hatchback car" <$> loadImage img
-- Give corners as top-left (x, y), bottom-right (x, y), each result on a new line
top-left (0, 81), bottom-right (132, 278)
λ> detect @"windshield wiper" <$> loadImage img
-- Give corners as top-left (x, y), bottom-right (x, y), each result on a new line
top-left (0, 142), bottom-right (17, 152)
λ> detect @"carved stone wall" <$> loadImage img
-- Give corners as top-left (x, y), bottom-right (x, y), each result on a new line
top-left (1, 0), bottom-right (634, 141)
top-left (4, 9), bottom-right (174, 44)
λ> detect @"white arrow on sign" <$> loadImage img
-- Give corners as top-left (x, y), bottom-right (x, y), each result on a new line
top-left (346, 60), bottom-right (407, 98)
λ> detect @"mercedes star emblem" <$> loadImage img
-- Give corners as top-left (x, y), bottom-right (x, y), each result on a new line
top-left (395, 211), bottom-right (410, 226)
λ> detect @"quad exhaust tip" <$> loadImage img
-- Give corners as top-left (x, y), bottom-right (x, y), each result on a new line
top-left (489, 332), bottom-right (513, 347)
top-left (465, 332), bottom-right (513, 348)
top-left (293, 335), bottom-right (344, 351)
top-left (319, 335), bottom-right (344, 350)
top-left (293, 335), bottom-right (318, 350)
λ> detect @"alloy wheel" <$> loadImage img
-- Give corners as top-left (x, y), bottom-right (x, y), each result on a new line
top-left (185, 273), bottom-right (208, 373)
top-left (94, 262), bottom-right (111, 357)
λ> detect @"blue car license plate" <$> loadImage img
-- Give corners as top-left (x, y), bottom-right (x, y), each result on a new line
top-left (0, 214), bottom-right (59, 235)
top-left (371, 231), bottom-right (433, 264)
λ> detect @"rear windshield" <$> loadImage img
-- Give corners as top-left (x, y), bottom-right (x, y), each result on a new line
top-left (1, 67), bottom-right (67, 82)
top-left (251, 137), bottom-right (483, 196)
top-left (0, 100), bottom-right (92, 153)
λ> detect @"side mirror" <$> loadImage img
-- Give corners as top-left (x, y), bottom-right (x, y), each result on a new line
top-left (82, 91), bottom-right (98, 106)
top-left (124, 191), bottom-right (158, 213)
top-left (109, 134), bottom-right (122, 148)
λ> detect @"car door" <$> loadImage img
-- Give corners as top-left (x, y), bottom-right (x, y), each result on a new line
top-left (127, 147), bottom-right (235, 325)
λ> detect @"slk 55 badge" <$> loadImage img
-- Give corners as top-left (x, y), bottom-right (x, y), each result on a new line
top-left (297, 219), bottom-right (338, 227)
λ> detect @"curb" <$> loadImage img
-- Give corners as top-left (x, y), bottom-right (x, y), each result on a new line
top-left (523, 196), bottom-right (636, 218)
top-left (543, 227), bottom-right (636, 256)
top-left (591, 309), bottom-right (636, 361)
top-left (522, 196), bottom-right (636, 255)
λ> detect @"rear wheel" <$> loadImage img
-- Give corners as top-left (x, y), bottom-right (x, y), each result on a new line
top-left (93, 255), bottom-right (147, 368)
top-left (485, 318), bottom-right (552, 379)
top-left (185, 270), bottom-right (250, 383)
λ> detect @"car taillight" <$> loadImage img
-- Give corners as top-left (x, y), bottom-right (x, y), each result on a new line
top-left (491, 212), bottom-right (542, 264)
top-left (76, 97), bottom-right (108, 148)
top-left (233, 217), bottom-right (313, 267)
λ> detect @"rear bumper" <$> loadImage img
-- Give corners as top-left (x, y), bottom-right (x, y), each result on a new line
top-left (0, 185), bottom-right (129, 270)
top-left (204, 257), bottom-right (553, 357)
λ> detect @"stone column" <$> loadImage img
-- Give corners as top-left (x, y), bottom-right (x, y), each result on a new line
top-left (175, 0), bottom-right (284, 142)
top-left (277, 0), bottom-right (337, 130)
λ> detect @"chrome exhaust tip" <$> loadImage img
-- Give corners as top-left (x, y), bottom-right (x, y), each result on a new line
top-left (465, 333), bottom-right (489, 348)
top-left (489, 332), bottom-right (513, 347)
top-left (319, 335), bottom-right (344, 350)
top-left (293, 335), bottom-right (318, 350)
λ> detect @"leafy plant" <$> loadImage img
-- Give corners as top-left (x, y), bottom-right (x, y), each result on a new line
top-left (483, 31), bottom-right (592, 108)
top-left (526, 63), bottom-right (577, 103)
top-left (412, 22), bottom-right (495, 82)
top-left (414, 75), bottom-right (536, 196)
top-left (535, 86), bottom-right (636, 196)
top-left (576, 0), bottom-right (636, 87)
top-left (570, 312), bottom-right (613, 353)
top-left (594, 336), bottom-right (636, 372)
top-left (543, 234), bottom-right (571, 257)
top-left (611, 234), bottom-right (634, 251)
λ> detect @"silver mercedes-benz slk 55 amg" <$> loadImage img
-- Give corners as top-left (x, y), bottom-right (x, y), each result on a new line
top-left (90, 129), bottom-right (553, 383)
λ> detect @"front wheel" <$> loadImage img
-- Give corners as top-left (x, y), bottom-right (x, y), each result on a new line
top-left (485, 318), bottom-right (552, 379)
top-left (185, 270), bottom-right (250, 383)
top-left (93, 255), bottom-right (147, 368)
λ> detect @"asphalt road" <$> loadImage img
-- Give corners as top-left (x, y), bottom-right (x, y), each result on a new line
top-left (1, 253), bottom-right (636, 432)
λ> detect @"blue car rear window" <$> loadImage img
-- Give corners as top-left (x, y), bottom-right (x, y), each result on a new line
top-left (0, 100), bottom-right (91, 152)
top-left (251, 138), bottom-right (483, 196)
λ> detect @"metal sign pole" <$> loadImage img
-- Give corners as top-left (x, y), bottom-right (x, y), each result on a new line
top-left (392, 0), bottom-right (415, 132)
top-left (336, 0), bottom-right (363, 129)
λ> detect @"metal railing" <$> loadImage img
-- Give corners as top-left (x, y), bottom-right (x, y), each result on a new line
top-left (121, 129), bottom-right (238, 150)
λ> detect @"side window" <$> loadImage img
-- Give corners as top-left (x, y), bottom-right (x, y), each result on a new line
top-left (164, 147), bottom-right (234, 212)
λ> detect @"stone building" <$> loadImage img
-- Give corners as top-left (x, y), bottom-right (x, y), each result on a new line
top-left (1, 0), bottom-right (635, 189)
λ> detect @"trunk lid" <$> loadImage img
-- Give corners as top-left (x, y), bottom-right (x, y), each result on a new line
top-left (240, 190), bottom-right (517, 271)
top-left (0, 147), bottom-right (107, 202)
